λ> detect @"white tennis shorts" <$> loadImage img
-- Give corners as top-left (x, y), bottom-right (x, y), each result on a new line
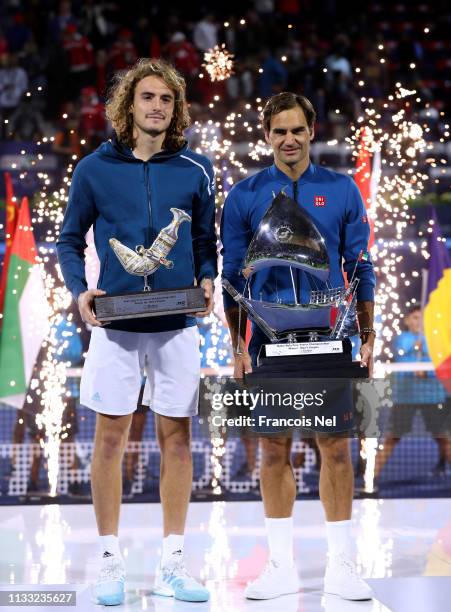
top-left (80, 326), bottom-right (201, 417)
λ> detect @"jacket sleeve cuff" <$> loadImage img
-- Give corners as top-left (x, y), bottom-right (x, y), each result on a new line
top-left (196, 263), bottom-right (218, 284)
top-left (71, 281), bottom-right (88, 303)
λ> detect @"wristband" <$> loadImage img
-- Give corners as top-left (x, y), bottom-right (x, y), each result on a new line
top-left (360, 327), bottom-right (376, 342)
top-left (360, 327), bottom-right (376, 335)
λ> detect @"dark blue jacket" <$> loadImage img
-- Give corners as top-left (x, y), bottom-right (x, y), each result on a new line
top-left (221, 162), bottom-right (375, 311)
top-left (57, 137), bottom-right (217, 332)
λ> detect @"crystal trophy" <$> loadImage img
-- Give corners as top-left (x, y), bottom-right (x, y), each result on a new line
top-left (222, 192), bottom-right (368, 378)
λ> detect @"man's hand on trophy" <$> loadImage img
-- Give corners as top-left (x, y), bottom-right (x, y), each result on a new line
top-left (233, 350), bottom-right (253, 378)
top-left (196, 278), bottom-right (214, 317)
top-left (78, 289), bottom-right (107, 327)
top-left (360, 341), bottom-right (374, 377)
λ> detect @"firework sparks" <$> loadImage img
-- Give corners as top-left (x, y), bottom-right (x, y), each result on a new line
top-left (31, 162), bottom-right (74, 495)
top-left (347, 84), bottom-right (434, 362)
top-left (345, 79), bottom-right (446, 492)
top-left (203, 45), bottom-right (234, 82)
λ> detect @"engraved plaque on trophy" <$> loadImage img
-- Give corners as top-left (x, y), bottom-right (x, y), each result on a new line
top-left (94, 207), bottom-right (205, 322)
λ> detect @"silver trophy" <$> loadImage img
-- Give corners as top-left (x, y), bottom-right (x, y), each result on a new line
top-left (95, 208), bottom-right (205, 322)
top-left (222, 192), bottom-right (367, 377)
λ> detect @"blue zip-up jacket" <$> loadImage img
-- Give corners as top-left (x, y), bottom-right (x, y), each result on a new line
top-left (56, 137), bottom-right (217, 333)
top-left (221, 162), bottom-right (375, 312)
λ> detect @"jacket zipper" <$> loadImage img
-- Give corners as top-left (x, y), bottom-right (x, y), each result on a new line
top-left (293, 180), bottom-right (298, 201)
top-left (143, 161), bottom-right (154, 289)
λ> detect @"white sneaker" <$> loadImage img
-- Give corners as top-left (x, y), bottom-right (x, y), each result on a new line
top-left (324, 554), bottom-right (373, 600)
top-left (244, 560), bottom-right (300, 600)
top-left (94, 554), bottom-right (125, 606)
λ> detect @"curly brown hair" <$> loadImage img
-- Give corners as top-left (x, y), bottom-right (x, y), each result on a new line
top-left (105, 58), bottom-right (190, 151)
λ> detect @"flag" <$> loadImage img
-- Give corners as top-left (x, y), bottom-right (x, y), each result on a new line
top-left (355, 127), bottom-right (371, 206)
top-left (355, 127), bottom-right (375, 248)
top-left (0, 197), bottom-right (50, 408)
top-left (0, 172), bottom-right (19, 317)
top-left (423, 209), bottom-right (451, 392)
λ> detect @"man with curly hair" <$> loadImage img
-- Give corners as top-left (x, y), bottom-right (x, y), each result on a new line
top-left (57, 59), bottom-right (216, 605)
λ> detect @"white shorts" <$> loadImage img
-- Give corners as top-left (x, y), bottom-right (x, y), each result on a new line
top-left (80, 326), bottom-right (201, 417)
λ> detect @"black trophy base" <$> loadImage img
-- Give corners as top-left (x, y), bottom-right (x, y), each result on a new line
top-left (94, 286), bottom-right (206, 322)
top-left (246, 337), bottom-right (369, 379)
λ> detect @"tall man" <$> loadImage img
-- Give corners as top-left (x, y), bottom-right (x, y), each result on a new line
top-left (221, 92), bottom-right (376, 601)
top-left (57, 59), bottom-right (217, 605)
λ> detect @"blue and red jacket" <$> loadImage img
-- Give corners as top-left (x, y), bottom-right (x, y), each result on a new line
top-left (221, 162), bottom-right (375, 311)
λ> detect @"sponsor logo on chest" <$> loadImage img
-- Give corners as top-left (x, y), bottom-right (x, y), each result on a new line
top-left (314, 195), bottom-right (326, 207)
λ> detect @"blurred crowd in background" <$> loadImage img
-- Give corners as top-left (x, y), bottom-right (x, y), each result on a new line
top-left (0, 0), bottom-right (450, 149)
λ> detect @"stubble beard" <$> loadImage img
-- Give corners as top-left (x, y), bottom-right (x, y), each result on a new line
top-left (135, 118), bottom-right (169, 139)
top-left (144, 127), bottom-right (166, 138)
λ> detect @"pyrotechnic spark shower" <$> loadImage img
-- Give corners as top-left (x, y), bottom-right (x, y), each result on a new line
top-left (203, 45), bottom-right (234, 82)
top-left (27, 152), bottom-right (75, 496)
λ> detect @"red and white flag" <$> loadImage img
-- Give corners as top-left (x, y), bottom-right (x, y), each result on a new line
top-left (355, 128), bottom-right (379, 249)
top-left (0, 172), bottom-right (19, 319)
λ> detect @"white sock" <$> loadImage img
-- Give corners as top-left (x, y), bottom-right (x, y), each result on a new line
top-left (99, 535), bottom-right (122, 562)
top-left (325, 520), bottom-right (352, 558)
top-left (265, 517), bottom-right (294, 568)
top-left (161, 534), bottom-right (184, 566)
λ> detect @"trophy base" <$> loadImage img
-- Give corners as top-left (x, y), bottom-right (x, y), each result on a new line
top-left (247, 338), bottom-right (369, 379)
top-left (94, 286), bottom-right (206, 322)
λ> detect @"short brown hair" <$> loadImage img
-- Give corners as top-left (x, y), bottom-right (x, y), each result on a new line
top-left (262, 92), bottom-right (316, 132)
top-left (106, 58), bottom-right (190, 151)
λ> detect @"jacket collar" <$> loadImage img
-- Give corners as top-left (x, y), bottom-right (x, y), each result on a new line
top-left (106, 135), bottom-right (189, 162)
top-left (269, 161), bottom-right (316, 185)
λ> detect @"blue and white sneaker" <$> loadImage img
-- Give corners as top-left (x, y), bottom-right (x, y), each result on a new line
top-left (94, 553), bottom-right (125, 606)
top-left (153, 555), bottom-right (209, 602)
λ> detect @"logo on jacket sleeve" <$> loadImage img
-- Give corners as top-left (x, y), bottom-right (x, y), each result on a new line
top-left (314, 196), bottom-right (326, 207)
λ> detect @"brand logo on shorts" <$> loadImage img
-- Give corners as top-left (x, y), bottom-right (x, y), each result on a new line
top-left (92, 392), bottom-right (102, 402)
top-left (314, 195), bottom-right (326, 207)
